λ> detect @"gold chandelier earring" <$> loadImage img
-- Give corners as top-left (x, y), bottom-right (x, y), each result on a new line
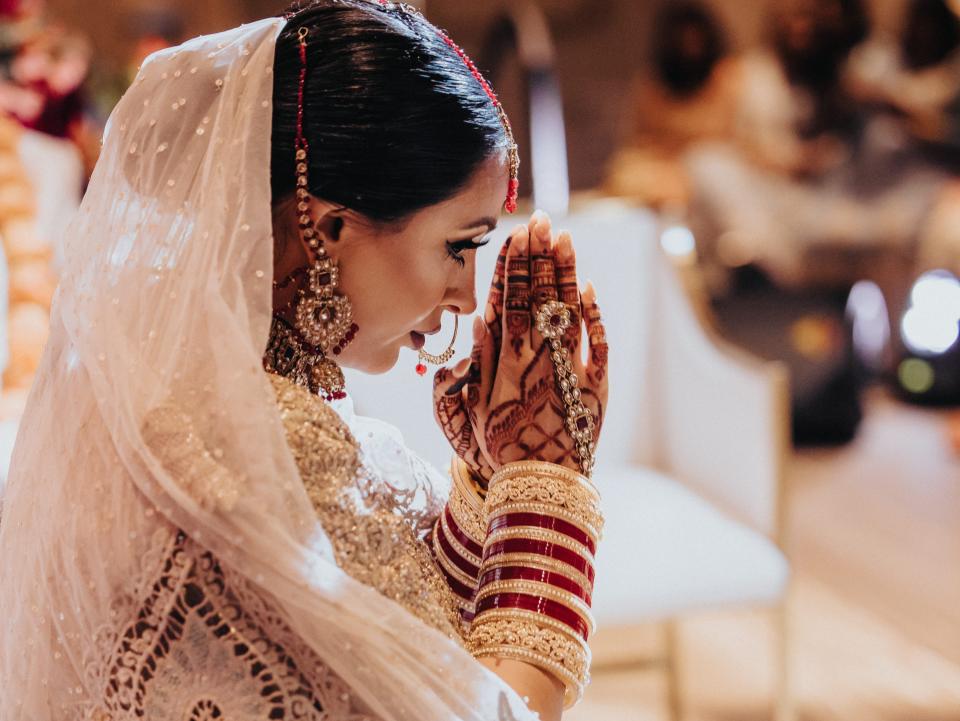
top-left (416, 315), bottom-right (458, 376)
top-left (264, 26), bottom-right (357, 402)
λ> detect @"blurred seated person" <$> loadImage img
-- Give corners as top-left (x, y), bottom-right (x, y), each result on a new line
top-left (684, 0), bottom-right (949, 291)
top-left (847, 0), bottom-right (960, 277)
top-left (846, 0), bottom-right (960, 152)
top-left (605, 2), bottom-right (739, 208)
top-left (0, 25), bottom-right (89, 140)
top-left (733, 0), bottom-right (868, 179)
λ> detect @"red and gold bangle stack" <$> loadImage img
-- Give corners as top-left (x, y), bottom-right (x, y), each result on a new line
top-left (467, 460), bottom-right (604, 708)
top-left (431, 457), bottom-right (488, 629)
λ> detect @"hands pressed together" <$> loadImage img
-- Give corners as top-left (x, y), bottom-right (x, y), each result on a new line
top-left (433, 211), bottom-right (609, 483)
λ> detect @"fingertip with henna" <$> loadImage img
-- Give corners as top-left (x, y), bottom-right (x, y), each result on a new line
top-left (452, 356), bottom-right (472, 378)
top-left (472, 314), bottom-right (485, 339)
top-left (511, 224), bottom-right (529, 253)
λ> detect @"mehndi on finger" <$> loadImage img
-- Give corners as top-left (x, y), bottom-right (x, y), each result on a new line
top-left (504, 227), bottom-right (532, 358)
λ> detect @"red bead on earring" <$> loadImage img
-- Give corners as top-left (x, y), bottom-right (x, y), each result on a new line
top-left (332, 322), bottom-right (360, 356)
top-left (416, 363), bottom-right (428, 376)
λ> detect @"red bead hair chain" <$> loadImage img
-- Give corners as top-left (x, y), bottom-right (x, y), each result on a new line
top-left (376, 0), bottom-right (520, 213)
top-left (292, 24), bottom-right (358, 395)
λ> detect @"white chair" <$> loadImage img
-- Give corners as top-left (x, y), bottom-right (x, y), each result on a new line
top-left (18, 129), bottom-right (85, 272)
top-left (344, 198), bottom-right (792, 720)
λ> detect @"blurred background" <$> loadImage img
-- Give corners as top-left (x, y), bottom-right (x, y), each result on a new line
top-left (2, 0), bottom-right (960, 718)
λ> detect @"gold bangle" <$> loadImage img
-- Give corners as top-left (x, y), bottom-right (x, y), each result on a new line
top-left (479, 553), bottom-right (595, 593)
top-left (432, 522), bottom-right (480, 590)
top-left (469, 614), bottom-right (591, 675)
top-left (471, 606), bottom-right (590, 650)
top-left (449, 457), bottom-right (487, 542)
top-left (484, 526), bottom-right (596, 563)
top-left (439, 509), bottom-right (483, 568)
top-left (484, 465), bottom-right (604, 542)
top-left (487, 502), bottom-right (602, 547)
top-left (470, 639), bottom-right (586, 709)
top-left (434, 543), bottom-right (478, 591)
top-left (489, 460), bottom-right (599, 500)
top-left (452, 456), bottom-right (488, 507)
top-left (474, 580), bottom-right (596, 635)
top-left (454, 594), bottom-right (476, 614)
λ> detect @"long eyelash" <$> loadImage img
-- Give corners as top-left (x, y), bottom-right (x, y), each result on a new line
top-left (446, 243), bottom-right (467, 267)
top-left (446, 236), bottom-right (490, 267)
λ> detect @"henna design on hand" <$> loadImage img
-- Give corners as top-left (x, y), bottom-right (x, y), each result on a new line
top-left (584, 297), bottom-right (608, 383)
top-left (433, 366), bottom-right (495, 483)
top-left (483, 344), bottom-right (581, 469)
top-left (435, 376), bottom-right (474, 458)
top-left (432, 212), bottom-right (609, 480)
top-left (484, 237), bottom-right (511, 357)
top-left (531, 253), bottom-right (559, 306)
top-left (555, 233), bottom-right (581, 351)
top-left (505, 230), bottom-right (532, 358)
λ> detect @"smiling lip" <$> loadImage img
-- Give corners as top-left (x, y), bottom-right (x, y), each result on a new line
top-left (410, 331), bottom-right (425, 350)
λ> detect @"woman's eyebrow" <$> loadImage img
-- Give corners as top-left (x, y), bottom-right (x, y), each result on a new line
top-left (458, 216), bottom-right (497, 233)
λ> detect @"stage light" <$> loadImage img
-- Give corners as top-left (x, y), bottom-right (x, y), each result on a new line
top-left (910, 270), bottom-right (960, 315)
top-left (846, 280), bottom-right (889, 369)
top-left (660, 225), bottom-right (695, 257)
top-left (900, 271), bottom-right (960, 355)
top-left (898, 358), bottom-right (935, 394)
top-left (901, 308), bottom-right (959, 355)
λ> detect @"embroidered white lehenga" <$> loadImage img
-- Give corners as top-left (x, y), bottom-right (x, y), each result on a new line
top-left (0, 18), bottom-right (536, 721)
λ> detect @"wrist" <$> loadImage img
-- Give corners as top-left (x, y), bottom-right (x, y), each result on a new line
top-left (467, 459), bottom-right (604, 708)
top-left (430, 456), bottom-right (488, 630)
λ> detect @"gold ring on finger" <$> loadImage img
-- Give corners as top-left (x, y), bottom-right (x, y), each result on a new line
top-left (535, 300), bottom-right (572, 340)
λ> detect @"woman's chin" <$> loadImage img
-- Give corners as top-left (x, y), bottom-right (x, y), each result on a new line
top-left (340, 342), bottom-right (402, 375)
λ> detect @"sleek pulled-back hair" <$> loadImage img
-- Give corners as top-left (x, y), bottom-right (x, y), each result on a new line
top-left (271, 1), bottom-right (509, 224)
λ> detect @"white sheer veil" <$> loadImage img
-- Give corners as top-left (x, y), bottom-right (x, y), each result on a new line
top-left (0, 17), bottom-right (536, 721)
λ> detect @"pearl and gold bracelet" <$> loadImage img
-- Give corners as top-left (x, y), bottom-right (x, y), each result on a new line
top-left (466, 459), bottom-right (604, 708)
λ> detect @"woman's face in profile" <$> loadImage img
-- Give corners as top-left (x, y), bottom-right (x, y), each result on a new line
top-left (321, 154), bottom-right (509, 375)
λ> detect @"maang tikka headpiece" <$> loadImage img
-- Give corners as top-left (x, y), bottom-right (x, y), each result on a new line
top-left (269, 7), bottom-right (520, 393)
top-left (376, 0), bottom-right (520, 213)
top-left (265, 25), bottom-right (358, 401)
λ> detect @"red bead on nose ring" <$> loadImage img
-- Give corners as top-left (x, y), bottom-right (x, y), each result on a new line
top-left (416, 315), bottom-right (459, 376)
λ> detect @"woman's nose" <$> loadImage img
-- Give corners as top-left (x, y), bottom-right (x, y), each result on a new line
top-left (447, 287), bottom-right (478, 316)
top-left (446, 269), bottom-right (479, 316)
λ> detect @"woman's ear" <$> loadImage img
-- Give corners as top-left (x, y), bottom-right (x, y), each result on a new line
top-left (314, 210), bottom-right (345, 246)
top-left (310, 202), bottom-right (377, 256)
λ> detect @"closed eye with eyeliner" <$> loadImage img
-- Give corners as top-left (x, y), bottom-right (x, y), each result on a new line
top-left (446, 236), bottom-right (491, 266)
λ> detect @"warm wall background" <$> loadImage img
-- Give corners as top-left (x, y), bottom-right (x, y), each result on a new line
top-left (45, 0), bottom-right (909, 190)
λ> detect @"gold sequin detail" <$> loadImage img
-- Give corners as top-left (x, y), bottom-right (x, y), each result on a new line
top-left (468, 616), bottom-right (589, 679)
top-left (142, 405), bottom-right (244, 512)
top-left (267, 373), bottom-right (464, 642)
top-left (485, 473), bottom-right (604, 536)
top-left (449, 458), bottom-right (487, 543)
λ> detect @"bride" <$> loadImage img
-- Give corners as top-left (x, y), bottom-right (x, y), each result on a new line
top-left (0, 3), bottom-right (608, 720)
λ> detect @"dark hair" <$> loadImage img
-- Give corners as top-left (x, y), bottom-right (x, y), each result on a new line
top-left (653, 2), bottom-right (727, 97)
top-left (271, 1), bottom-right (508, 224)
top-left (902, 0), bottom-right (960, 70)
